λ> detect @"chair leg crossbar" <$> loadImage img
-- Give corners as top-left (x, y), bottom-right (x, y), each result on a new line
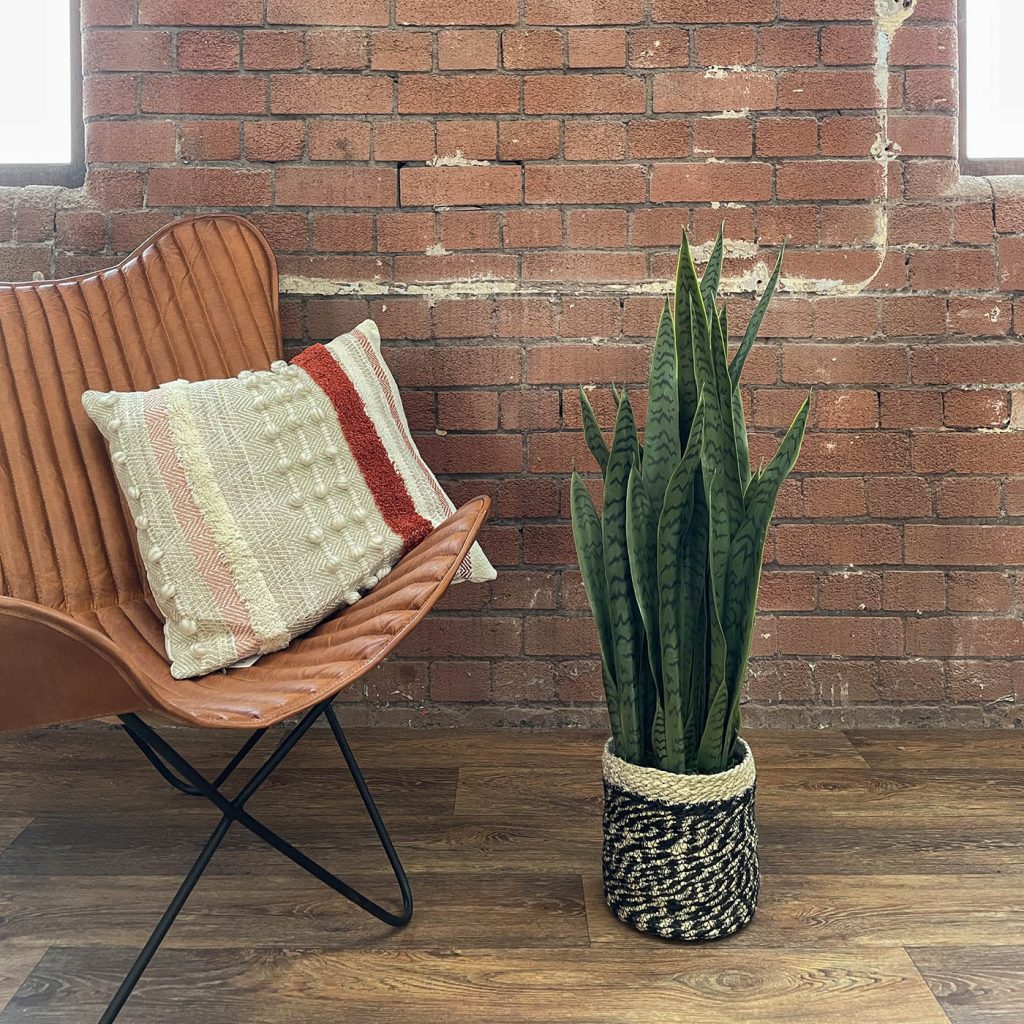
top-left (100, 700), bottom-right (413, 1024)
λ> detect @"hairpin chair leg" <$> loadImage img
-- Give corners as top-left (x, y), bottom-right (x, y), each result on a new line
top-left (101, 701), bottom-right (412, 1024)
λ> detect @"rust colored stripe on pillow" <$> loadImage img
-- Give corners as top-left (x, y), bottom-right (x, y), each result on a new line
top-left (292, 343), bottom-right (433, 554)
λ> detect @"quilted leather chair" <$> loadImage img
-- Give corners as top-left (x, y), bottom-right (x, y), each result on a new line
top-left (0, 214), bottom-right (490, 1022)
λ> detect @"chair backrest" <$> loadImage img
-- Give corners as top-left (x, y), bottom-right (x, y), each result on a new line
top-left (0, 215), bottom-right (282, 613)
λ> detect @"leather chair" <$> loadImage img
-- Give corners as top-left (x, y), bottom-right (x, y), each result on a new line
top-left (0, 215), bottom-right (490, 1022)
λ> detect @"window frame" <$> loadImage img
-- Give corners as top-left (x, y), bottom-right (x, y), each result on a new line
top-left (958, 0), bottom-right (1024, 176)
top-left (0, 1), bottom-right (85, 188)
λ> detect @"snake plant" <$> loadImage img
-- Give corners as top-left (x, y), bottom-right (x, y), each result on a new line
top-left (571, 228), bottom-right (810, 775)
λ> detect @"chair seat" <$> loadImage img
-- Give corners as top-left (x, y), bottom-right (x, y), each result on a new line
top-left (66, 497), bottom-right (488, 728)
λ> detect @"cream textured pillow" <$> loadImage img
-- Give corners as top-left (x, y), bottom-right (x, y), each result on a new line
top-left (83, 319), bottom-right (495, 679)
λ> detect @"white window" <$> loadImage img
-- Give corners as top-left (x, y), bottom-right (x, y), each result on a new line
top-left (960, 0), bottom-right (1024, 173)
top-left (0, 3), bottom-right (83, 185)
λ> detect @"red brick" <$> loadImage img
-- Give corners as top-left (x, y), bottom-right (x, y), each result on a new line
top-left (527, 0), bottom-right (645, 24)
top-left (819, 571), bottom-right (882, 611)
top-left (905, 69), bottom-right (957, 111)
top-left (527, 344), bottom-right (650, 384)
top-left (243, 30), bottom-right (304, 69)
top-left (505, 209), bottom-right (563, 248)
top-left (398, 0), bottom-right (518, 23)
top-left (654, 0), bottom-right (774, 21)
top-left (86, 121), bottom-right (176, 163)
top-left (502, 29), bottom-right (563, 69)
top-left (306, 29), bottom-right (368, 69)
top-left (527, 164), bottom-right (644, 205)
top-left (267, 0), bottom-right (388, 25)
top-left (759, 26), bottom-right (818, 67)
top-left (275, 167), bottom-right (396, 207)
top-left (498, 120), bottom-right (561, 161)
top-left (177, 30), bottom-right (240, 70)
top-left (780, 0), bottom-right (875, 16)
top-left (500, 390), bottom-right (561, 429)
top-left (523, 251), bottom-right (645, 283)
top-left (369, 30), bottom-right (432, 70)
top-left (437, 120), bottom-right (498, 161)
top-left (400, 166), bottom-right (522, 207)
top-left (913, 435), bottom-right (1024, 475)
top-left (776, 525), bottom-right (901, 565)
top-left (628, 29), bottom-right (688, 68)
top-left (179, 120), bottom-right (241, 161)
top-left (147, 168), bottom-right (271, 207)
top-left (140, 0), bottom-right (261, 24)
top-left (777, 617), bottom-right (904, 658)
top-left (908, 618), bottom-right (1024, 658)
top-left (695, 27), bottom-right (755, 66)
top-left (947, 298), bottom-right (1010, 337)
top-left (244, 121), bottom-right (303, 162)
top-left (312, 213), bottom-right (374, 252)
top-left (779, 71), bottom-right (880, 110)
top-left (755, 116), bottom-right (815, 157)
top-left (83, 76), bottom-right (137, 117)
top-left (650, 162), bottom-right (772, 203)
top-left (889, 115), bottom-right (956, 158)
top-left (141, 75), bottom-right (264, 114)
top-left (308, 121), bottom-right (372, 161)
top-left (271, 74), bottom-right (392, 114)
top-left (947, 573), bottom-right (1012, 613)
top-left (401, 75), bottom-right (519, 113)
top-left (888, 25), bottom-right (956, 66)
top-left (883, 571), bottom-right (945, 613)
top-left (881, 296), bottom-right (946, 338)
top-left (628, 120), bottom-right (690, 159)
top-left (82, 0), bottom-right (133, 26)
top-left (998, 237), bottom-right (1024, 291)
top-left (564, 121), bottom-right (625, 161)
top-left (692, 116), bottom-right (752, 158)
top-left (943, 390), bottom-right (1010, 429)
top-left (109, 211), bottom-right (174, 252)
top-left (654, 72), bottom-right (776, 113)
top-left (374, 121), bottom-right (434, 161)
top-left (566, 209), bottom-right (628, 249)
top-left (909, 250), bottom-right (996, 291)
top-left (938, 478), bottom-right (1001, 518)
top-left (441, 211), bottom-right (501, 250)
top-left (439, 30), bottom-right (499, 69)
top-left (821, 25), bottom-right (875, 65)
top-left (84, 30), bottom-right (171, 71)
top-left (525, 74), bottom-right (645, 114)
top-left (568, 28), bottom-right (627, 67)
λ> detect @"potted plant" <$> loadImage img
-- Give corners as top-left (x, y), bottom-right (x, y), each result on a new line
top-left (571, 227), bottom-right (809, 941)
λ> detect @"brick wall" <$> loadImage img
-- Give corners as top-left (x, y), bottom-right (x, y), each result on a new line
top-left (4, 0), bottom-right (1022, 726)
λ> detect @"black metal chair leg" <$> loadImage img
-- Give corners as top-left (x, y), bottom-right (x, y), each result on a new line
top-left (102, 701), bottom-right (412, 1023)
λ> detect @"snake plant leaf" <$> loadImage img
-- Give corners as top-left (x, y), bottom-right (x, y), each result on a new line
top-left (627, 464), bottom-right (660, 681)
top-left (655, 401), bottom-right (705, 774)
top-left (729, 244), bottom-right (784, 391)
top-left (651, 694), bottom-right (669, 771)
top-left (696, 557), bottom-right (729, 774)
top-left (673, 231), bottom-right (702, 441)
top-left (709, 301), bottom-right (743, 522)
top-left (721, 395), bottom-right (810, 756)
top-left (578, 387), bottom-right (609, 476)
top-left (700, 223), bottom-right (725, 313)
top-left (643, 301), bottom-right (681, 515)
top-left (570, 471), bottom-right (617, 687)
top-left (603, 392), bottom-right (643, 763)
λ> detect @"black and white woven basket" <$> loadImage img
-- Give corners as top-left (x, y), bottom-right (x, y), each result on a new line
top-left (602, 739), bottom-right (759, 941)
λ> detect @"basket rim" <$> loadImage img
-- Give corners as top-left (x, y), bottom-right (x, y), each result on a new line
top-left (602, 737), bottom-right (755, 805)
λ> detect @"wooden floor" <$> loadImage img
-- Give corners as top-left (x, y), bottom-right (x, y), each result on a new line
top-left (1, 726), bottom-right (1022, 1023)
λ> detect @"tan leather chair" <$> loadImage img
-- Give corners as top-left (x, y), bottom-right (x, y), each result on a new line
top-left (0, 215), bottom-right (490, 1023)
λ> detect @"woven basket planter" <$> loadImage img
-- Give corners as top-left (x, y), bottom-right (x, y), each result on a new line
top-left (601, 738), bottom-right (759, 941)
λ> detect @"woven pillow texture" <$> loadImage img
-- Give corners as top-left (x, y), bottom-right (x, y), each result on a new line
top-left (82, 319), bottom-right (495, 679)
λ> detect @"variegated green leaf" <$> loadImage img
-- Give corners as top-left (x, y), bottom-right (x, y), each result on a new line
top-left (652, 694), bottom-right (669, 771)
top-left (655, 401), bottom-right (705, 774)
top-left (696, 559), bottom-right (729, 774)
top-left (571, 471), bottom-right (622, 746)
top-left (721, 395), bottom-right (810, 755)
top-left (603, 392), bottom-right (643, 763)
top-left (643, 300), bottom-right (680, 515)
top-left (674, 231), bottom-right (702, 441)
top-left (578, 387), bottom-right (609, 475)
top-left (627, 463), bottom-right (660, 681)
top-left (730, 245), bottom-right (784, 391)
top-left (700, 223), bottom-right (725, 313)
top-left (709, 301), bottom-right (743, 520)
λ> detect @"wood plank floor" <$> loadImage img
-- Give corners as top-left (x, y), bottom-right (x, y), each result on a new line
top-left (0, 726), bottom-right (1021, 1022)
